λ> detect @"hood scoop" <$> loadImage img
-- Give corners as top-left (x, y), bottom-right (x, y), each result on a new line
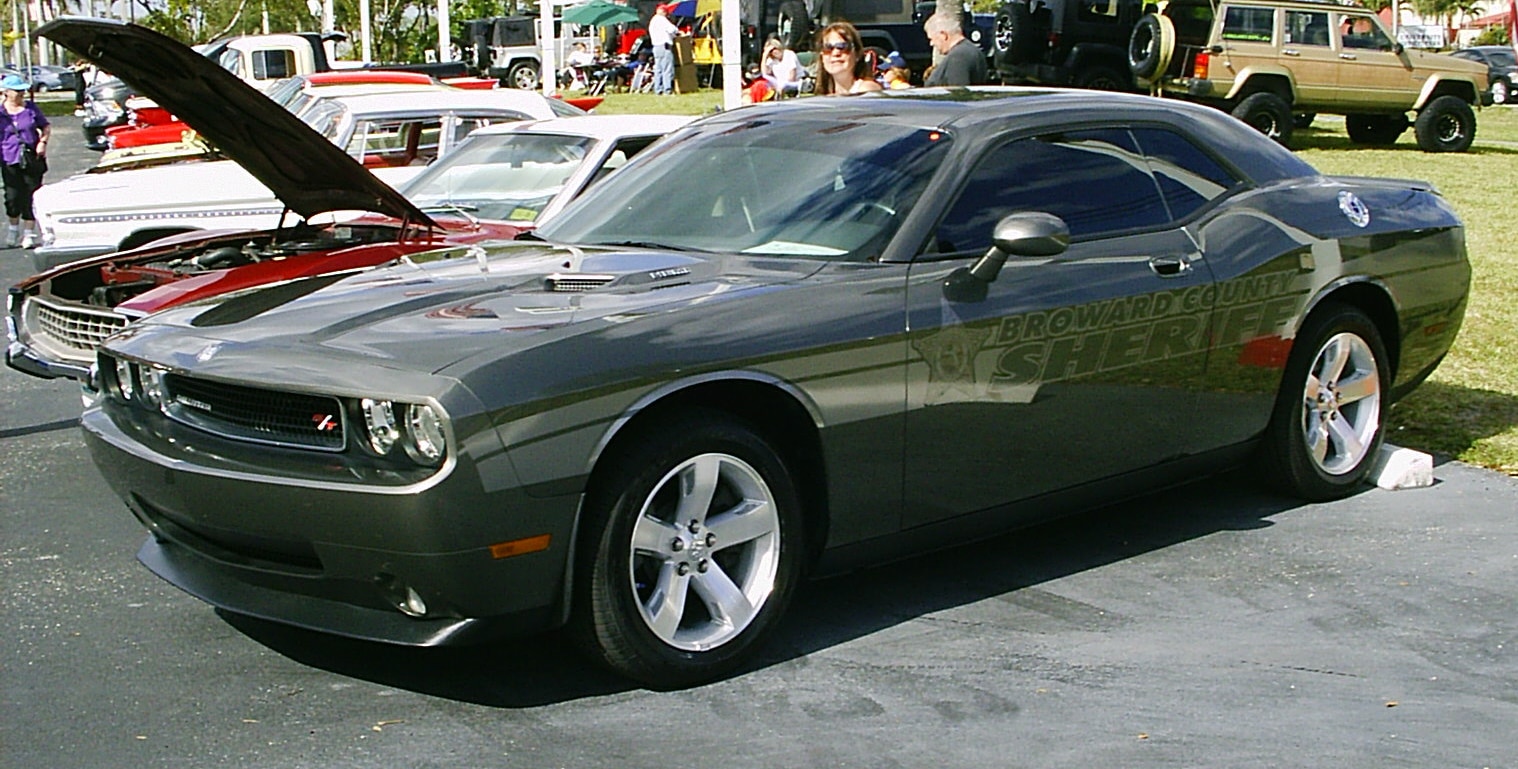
top-left (545, 273), bottom-right (617, 293)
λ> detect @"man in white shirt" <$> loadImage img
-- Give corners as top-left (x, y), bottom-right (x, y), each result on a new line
top-left (648, 4), bottom-right (679, 95)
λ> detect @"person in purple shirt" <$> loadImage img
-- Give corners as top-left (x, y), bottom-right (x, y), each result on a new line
top-left (0, 73), bottom-right (50, 249)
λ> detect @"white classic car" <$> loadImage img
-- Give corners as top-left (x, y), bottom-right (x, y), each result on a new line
top-left (31, 85), bottom-right (580, 271)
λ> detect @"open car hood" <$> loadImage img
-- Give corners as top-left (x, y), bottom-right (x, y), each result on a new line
top-left (38, 17), bottom-right (436, 228)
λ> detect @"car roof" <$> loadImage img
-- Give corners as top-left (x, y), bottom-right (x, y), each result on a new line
top-left (710, 87), bottom-right (1318, 183)
top-left (468, 113), bottom-right (695, 140)
top-left (332, 88), bottom-right (570, 120)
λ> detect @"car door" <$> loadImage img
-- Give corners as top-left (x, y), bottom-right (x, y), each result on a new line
top-left (1280, 8), bottom-right (1338, 108)
top-left (902, 126), bottom-right (1228, 528)
top-left (1332, 12), bottom-right (1415, 109)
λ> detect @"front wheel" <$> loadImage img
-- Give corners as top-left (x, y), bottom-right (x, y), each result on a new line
top-left (1414, 95), bottom-right (1476, 152)
top-left (572, 411), bottom-right (804, 688)
top-left (1260, 304), bottom-right (1389, 501)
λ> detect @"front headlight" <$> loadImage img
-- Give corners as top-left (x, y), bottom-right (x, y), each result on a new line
top-left (361, 398), bottom-right (447, 466)
top-left (404, 403), bottom-right (446, 463)
top-left (112, 357), bottom-right (135, 401)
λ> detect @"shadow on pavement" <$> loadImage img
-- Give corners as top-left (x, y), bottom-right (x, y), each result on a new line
top-left (223, 468), bottom-right (1313, 706)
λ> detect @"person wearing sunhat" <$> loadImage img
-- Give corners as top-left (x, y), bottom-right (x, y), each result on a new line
top-left (877, 50), bottom-right (911, 90)
top-left (0, 72), bottom-right (50, 249)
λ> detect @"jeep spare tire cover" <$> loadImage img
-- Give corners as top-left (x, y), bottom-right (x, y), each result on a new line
top-left (993, 3), bottom-right (1037, 68)
top-left (1129, 14), bottom-right (1175, 80)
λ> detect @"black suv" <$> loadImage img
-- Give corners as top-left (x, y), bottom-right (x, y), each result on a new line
top-left (1449, 45), bottom-right (1517, 106)
top-left (993, 0), bottom-right (1143, 90)
top-left (766, 0), bottom-right (988, 75)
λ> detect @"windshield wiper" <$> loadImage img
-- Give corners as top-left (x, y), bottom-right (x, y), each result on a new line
top-left (417, 204), bottom-right (479, 226)
top-left (590, 240), bottom-right (699, 252)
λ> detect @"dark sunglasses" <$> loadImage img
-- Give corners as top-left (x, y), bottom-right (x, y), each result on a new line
top-left (820, 41), bottom-right (854, 52)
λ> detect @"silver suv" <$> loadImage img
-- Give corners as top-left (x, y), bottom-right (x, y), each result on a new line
top-left (1129, 0), bottom-right (1488, 151)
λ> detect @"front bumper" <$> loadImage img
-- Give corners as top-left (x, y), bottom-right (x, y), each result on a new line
top-left (6, 338), bottom-right (91, 381)
top-left (81, 403), bottom-right (583, 646)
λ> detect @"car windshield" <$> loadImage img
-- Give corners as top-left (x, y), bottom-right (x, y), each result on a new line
top-left (1489, 49), bottom-right (1516, 68)
top-left (537, 117), bottom-right (953, 260)
top-left (402, 132), bottom-right (596, 222)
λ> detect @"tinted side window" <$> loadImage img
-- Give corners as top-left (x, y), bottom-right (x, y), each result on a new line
top-left (933, 128), bottom-right (1168, 254)
top-left (1221, 6), bottom-right (1275, 42)
top-left (1130, 127), bottom-right (1242, 220)
top-left (1284, 10), bottom-right (1331, 47)
top-left (251, 49), bottom-right (296, 80)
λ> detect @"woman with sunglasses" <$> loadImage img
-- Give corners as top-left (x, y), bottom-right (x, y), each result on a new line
top-left (815, 22), bottom-right (883, 95)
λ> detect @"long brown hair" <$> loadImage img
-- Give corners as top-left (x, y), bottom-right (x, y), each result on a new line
top-left (815, 21), bottom-right (870, 96)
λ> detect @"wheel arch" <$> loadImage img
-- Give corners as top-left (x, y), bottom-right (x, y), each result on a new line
top-left (583, 373), bottom-right (832, 566)
top-left (1415, 77), bottom-right (1478, 110)
top-left (1225, 71), bottom-right (1295, 103)
top-left (1300, 277), bottom-right (1402, 383)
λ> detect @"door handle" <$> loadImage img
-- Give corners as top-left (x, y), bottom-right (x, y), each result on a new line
top-left (1340, 53), bottom-right (1358, 60)
top-left (1283, 49), bottom-right (1301, 56)
top-left (1149, 255), bottom-right (1193, 277)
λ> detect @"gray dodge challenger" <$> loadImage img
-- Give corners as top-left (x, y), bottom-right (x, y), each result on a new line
top-left (78, 80), bottom-right (1469, 686)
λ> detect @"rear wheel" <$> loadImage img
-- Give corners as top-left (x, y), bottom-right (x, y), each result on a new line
top-left (572, 411), bottom-right (804, 688)
top-left (1414, 95), bottom-right (1476, 152)
top-left (1260, 304), bottom-right (1389, 501)
top-left (1231, 91), bottom-right (1294, 145)
top-left (1073, 64), bottom-right (1129, 91)
top-left (1345, 113), bottom-right (1408, 145)
top-left (506, 61), bottom-right (539, 90)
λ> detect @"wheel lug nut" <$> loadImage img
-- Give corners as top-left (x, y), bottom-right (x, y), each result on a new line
top-left (698, 559), bottom-right (709, 573)
top-left (671, 538), bottom-right (684, 552)
top-left (688, 520), bottom-right (701, 533)
top-left (677, 563), bottom-right (691, 576)
top-left (705, 532), bottom-right (716, 547)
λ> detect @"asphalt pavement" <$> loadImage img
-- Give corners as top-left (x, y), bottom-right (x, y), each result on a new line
top-left (3, 115), bottom-right (1517, 768)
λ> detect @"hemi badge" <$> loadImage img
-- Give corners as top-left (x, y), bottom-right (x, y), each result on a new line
top-left (648, 267), bottom-right (690, 280)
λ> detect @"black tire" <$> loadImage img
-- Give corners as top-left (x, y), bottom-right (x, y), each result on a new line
top-left (777, 1), bottom-right (810, 52)
top-left (1073, 64), bottom-right (1130, 91)
top-left (1231, 91), bottom-right (1294, 146)
top-left (1259, 304), bottom-right (1389, 501)
top-left (992, 3), bottom-right (1036, 69)
top-left (1345, 113), bottom-right (1408, 145)
top-left (571, 410), bottom-right (804, 688)
top-left (1414, 95), bottom-right (1476, 153)
top-left (506, 61), bottom-right (539, 90)
top-left (1128, 14), bottom-right (1173, 79)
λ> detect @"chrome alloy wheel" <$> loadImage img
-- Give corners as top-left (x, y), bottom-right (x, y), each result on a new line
top-left (1301, 332), bottom-right (1382, 476)
top-left (629, 452), bottom-right (781, 651)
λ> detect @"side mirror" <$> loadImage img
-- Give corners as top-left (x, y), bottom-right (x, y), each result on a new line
top-left (1392, 42), bottom-right (1404, 54)
top-left (944, 212), bottom-right (1070, 302)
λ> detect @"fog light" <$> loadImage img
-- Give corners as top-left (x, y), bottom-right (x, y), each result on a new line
top-left (397, 587), bottom-right (428, 617)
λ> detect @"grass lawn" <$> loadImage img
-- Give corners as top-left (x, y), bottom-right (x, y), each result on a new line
top-left (596, 89), bottom-right (1518, 475)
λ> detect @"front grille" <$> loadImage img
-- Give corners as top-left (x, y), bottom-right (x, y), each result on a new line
top-left (25, 296), bottom-right (128, 358)
top-left (162, 374), bottom-right (347, 452)
top-left (545, 273), bottom-right (615, 292)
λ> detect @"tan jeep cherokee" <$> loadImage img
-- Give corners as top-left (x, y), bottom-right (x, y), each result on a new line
top-left (1127, 0), bottom-right (1488, 151)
